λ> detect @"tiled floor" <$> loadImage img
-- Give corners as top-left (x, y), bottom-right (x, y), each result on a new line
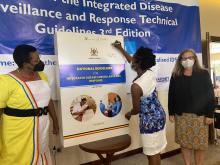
top-left (112, 145), bottom-right (220, 165)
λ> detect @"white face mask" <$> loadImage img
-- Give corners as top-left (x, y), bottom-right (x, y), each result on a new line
top-left (181, 59), bottom-right (195, 68)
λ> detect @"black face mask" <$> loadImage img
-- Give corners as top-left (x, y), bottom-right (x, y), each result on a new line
top-left (34, 60), bottom-right (45, 71)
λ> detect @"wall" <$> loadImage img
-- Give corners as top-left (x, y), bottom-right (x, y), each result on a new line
top-left (199, 0), bottom-right (220, 39)
top-left (211, 53), bottom-right (220, 62)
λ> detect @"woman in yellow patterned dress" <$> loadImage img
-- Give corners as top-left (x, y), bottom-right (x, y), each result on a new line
top-left (0, 45), bottom-right (59, 165)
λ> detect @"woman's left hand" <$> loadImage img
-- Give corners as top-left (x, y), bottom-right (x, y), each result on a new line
top-left (125, 111), bottom-right (131, 120)
top-left (53, 121), bottom-right (59, 135)
top-left (204, 117), bottom-right (214, 125)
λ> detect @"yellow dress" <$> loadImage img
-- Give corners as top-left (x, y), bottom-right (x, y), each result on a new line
top-left (0, 72), bottom-right (51, 165)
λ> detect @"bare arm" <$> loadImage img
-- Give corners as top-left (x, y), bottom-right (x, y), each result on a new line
top-left (112, 41), bottom-right (133, 63)
top-left (125, 83), bottom-right (142, 119)
top-left (130, 83), bottom-right (142, 115)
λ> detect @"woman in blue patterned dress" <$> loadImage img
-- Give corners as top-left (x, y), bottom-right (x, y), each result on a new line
top-left (113, 41), bottom-right (167, 165)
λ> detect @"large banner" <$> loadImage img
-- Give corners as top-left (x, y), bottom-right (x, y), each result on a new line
top-left (0, 0), bottom-right (202, 97)
top-left (55, 32), bottom-right (129, 147)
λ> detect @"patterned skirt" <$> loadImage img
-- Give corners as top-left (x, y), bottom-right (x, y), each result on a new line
top-left (175, 113), bottom-right (208, 150)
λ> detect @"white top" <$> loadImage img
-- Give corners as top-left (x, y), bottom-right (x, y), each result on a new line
top-left (26, 80), bottom-right (51, 107)
top-left (134, 70), bottom-right (156, 97)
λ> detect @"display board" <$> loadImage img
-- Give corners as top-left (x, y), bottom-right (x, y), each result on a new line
top-left (55, 32), bottom-right (129, 147)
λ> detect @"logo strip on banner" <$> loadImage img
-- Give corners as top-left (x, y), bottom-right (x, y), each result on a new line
top-left (64, 124), bottom-right (129, 139)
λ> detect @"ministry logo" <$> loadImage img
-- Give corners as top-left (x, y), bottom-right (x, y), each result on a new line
top-left (90, 48), bottom-right (98, 57)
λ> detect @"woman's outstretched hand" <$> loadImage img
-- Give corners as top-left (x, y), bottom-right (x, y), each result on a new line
top-left (112, 40), bottom-right (123, 50)
top-left (112, 40), bottom-right (133, 63)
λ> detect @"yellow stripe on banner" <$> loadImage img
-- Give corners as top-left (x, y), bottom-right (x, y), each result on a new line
top-left (64, 124), bottom-right (129, 140)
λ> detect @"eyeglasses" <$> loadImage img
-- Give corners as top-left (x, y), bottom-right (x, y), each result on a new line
top-left (181, 56), bottom-right (194, 61)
